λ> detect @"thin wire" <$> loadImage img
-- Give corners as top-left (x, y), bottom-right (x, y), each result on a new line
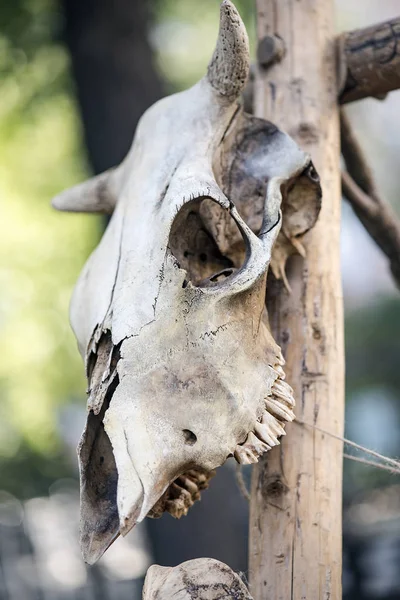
top-left (343, 453), bottom-right (400, 475)
top-left (235, 419), bottom-right (400, 500)
top-left (296, 419), bottom-right (400, 474)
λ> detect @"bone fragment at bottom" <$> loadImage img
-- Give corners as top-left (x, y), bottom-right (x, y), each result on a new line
top-left (142, 558), bottom-right (253, 600)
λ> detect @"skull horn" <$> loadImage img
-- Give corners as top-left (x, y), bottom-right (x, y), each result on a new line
top-left (207, 1), bottom-right (250, 101)
top-left (52, 167), bottom-right (120, 214)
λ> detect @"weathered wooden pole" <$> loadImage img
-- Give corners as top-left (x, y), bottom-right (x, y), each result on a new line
top-left (249, 1), bottom-right (344, 599)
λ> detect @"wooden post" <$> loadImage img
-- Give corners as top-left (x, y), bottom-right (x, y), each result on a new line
top-left (249, 2), bottom-right (344, 599)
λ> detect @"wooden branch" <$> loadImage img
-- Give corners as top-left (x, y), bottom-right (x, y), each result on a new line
top-left (341, 171), bottom-right (378, 215)
top-left (339, 109), bottom-right (378, 196)
top-left (340, 110), bottom-right (400, 287)
top-left (249, 1), bottom-right (344, 599)
top-left (339, 17), bottom-right (400, 104)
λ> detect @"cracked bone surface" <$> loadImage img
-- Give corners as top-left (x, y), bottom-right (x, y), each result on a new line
top-left (53, 0), bottom-right (320, 564)
top-left (143, 558), bottom-right (253, 600)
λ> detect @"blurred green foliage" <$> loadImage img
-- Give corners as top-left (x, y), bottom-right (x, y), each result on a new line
top-left (343, 297), bottom-right (400, 498)
top-left (345, 298), bottom-right (400, 393)
top-left (0, 0), bottom-right (99, 474)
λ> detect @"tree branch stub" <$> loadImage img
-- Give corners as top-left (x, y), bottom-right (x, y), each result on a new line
top-left (257, 34), bottom-right (286, 69)
top-left (339, 16), bottom-right (400, 104)
top-left (255, 17), bottom-right (400, 105)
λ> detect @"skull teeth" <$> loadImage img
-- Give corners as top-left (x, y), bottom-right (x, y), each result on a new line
top-left (166, 483), bottom-right (195, 518)
top-left (165, 500), bottom-right (190, 519)
top-left (148, 468), bottom-right (215, 520)
top-left (176, 475), bottom-right (201, 500)
top-left (274, 365), bottom-right (286, 378)
top-left (261, 410), bottom-right (286, 437)
top-left (233, 363), bottom-right (295, 465)
top-left (270, 364), bottom-right (286, 379)
top-left (265, 398), bottom-right (295, 422)
top-left (234, 445), bottom-right (259, 465)
top-left (254, 421), bottom-right (279, 447)
top-left (276, 353), bottom-right (286, 367)
top-left (272, 379), bottom-right (295, 407)
top-left (246, 431), bottom-right (270, 455)
top-left (186, 469), bottom-right (210, 489)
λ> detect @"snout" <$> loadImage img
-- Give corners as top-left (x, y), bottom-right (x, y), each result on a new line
top-left (102, 400), bottom-right (198, 539)
top-left (101, 375), bottom-right (224, 536)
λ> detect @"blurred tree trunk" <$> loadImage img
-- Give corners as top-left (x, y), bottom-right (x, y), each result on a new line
top-left (61, 0), bottom-right (164, 174)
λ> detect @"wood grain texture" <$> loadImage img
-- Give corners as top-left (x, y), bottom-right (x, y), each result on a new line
top-left (339, 17), bottom-right (400, 104)
top-left (249, 1), bottom-right (344, 599)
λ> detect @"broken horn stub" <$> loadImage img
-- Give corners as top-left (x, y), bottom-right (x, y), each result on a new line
top-left (207, 0), bottom-right (250, 100)
top-left (51, 167), bottom-right (120, 214)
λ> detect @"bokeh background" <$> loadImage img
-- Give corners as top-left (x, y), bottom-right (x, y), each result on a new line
top-left (0, 1), bottom-right (399, 598)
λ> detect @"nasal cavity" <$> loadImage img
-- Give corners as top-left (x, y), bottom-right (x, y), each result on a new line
top-left (182, 429), bottom-right (197, 446)
top-left (168, 197), bottom-right (246, 287)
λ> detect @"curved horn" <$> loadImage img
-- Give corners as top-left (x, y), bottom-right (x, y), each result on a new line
top-left (207, 1), bottom-right (250, 101)
top-left (52, 167), bottom-right (120, 214)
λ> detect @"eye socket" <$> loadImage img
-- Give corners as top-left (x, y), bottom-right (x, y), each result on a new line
top-left (182, 429), bottom-right (197, 446)
top-left (168, 197), bottom-right (245, 287)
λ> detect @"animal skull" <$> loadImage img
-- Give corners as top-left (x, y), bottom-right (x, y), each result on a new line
top-left (53, 1), bottom-right (320, 564)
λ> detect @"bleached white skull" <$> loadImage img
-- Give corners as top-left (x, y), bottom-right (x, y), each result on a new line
top-left (53, 1), bottom-right (320, 564)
